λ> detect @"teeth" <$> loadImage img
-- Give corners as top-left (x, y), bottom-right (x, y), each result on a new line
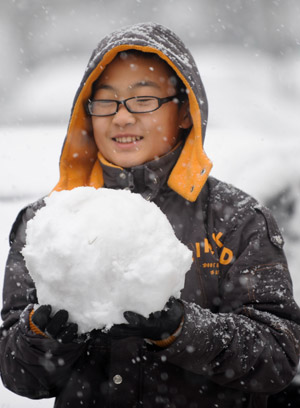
top-left (115, 136), bottom-right (142, 143)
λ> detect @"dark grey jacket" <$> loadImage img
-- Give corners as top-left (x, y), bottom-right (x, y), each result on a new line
top-left (1, 22), bottom-right (300, 408)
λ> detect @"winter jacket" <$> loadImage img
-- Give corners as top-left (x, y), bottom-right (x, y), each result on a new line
top-left (1, 22), bottom-right (300, 408)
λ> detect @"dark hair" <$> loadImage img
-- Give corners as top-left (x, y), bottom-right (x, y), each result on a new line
top-left (120, 50), bottom-right (187, 99)
top-left (92, 49), bottom-right (188, 101)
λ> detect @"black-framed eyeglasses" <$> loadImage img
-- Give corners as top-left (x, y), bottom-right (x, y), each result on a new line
top-left (87, 95), bottom-right (180, 117)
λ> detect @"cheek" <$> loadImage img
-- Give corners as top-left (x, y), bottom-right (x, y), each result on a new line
top-left (92, 118), bottom-right (107, 137)
top-left (91, 120), bottom-right (107, 151)
top-left (148, 111), bottom-right (171, 134)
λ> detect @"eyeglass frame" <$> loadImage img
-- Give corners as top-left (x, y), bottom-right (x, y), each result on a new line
top-left (86, 95), bottom-right (182, 117)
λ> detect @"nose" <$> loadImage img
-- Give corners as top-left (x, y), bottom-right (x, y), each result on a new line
top-left (112, 104), bottom-right (136, 127)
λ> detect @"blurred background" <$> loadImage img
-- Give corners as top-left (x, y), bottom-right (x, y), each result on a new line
top-left (0, 0), bottom-right (300, 406)
top-left (1, 0), bottom-right (300, 125)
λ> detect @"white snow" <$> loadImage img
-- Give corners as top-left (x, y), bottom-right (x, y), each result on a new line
top-left (22, 187), bottom-right (192, 333)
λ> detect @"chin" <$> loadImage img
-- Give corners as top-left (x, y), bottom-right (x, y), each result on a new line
top-left (118, 161), bottom-right (145, 168)
top-left (112, 156), bottom-right (148, 169)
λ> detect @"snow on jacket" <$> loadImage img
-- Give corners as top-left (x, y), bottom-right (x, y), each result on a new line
top-left (1, 22), bottom-right (300, 408)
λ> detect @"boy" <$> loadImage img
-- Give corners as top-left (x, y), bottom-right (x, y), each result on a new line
top-left (1, 22), bottom-right (300, 408)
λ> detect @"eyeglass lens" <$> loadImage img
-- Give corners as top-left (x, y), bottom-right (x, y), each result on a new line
top-left (90, 97), bottom-right (160, 116)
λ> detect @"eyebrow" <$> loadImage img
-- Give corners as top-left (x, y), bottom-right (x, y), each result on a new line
top-left (131, 81), bottom-right (161, 90)
top-left (93, 84), bottom-right (114, 91)
top-left (94, 81), bottom-right (161, 92)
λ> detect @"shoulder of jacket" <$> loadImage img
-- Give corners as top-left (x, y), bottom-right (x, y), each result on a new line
top-left (207, 176), bottom-right (258, 208)
top-left (205, 178), bottom-right (285, 248)
top-left (9, 198), bottom-right (46, 246)
top-left (206, 177), bottom-right (259, 225)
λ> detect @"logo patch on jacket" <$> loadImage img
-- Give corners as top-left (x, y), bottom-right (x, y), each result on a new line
top-left (192, 232), bottom-right (234, 275)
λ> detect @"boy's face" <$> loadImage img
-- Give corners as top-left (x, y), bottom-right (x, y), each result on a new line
top-left (91, 53), bottom-right (190, 168)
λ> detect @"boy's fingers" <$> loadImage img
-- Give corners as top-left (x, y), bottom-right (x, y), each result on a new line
top-left (123, 311), bottom-right (144, 326)
top-left (46, 309), bottom-right (69, 337)
top-left (31, 305), bottom-right (52, 331)
top-left (168, 299), bottom-right (184, 319)
top-left (109, 323), bottom-right (142, 338)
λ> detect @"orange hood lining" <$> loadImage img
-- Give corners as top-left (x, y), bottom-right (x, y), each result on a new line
top-left (53, 44), bottom-right (212, 202)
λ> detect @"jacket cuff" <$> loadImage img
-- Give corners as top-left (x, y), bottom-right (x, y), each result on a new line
top-left (147, 317), bottom-right (184, 348)
top-left (29, 309), bottom-right (49, 338)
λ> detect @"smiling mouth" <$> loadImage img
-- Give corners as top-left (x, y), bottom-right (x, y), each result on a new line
top-left (113, 136), bottom-right (143, 144)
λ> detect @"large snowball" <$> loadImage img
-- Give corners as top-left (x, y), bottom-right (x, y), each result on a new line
top-left (22, 187), bottom-right (192, 333)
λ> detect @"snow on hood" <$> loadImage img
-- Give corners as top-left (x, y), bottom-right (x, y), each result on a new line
top-left (53, 22), bottom-right (212, 201)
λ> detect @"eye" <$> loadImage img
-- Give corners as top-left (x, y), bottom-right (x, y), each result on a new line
top-left (127, 97), bottom-right (159, 113)
top-left (136, 98), bottom-right (155, 105)
top-left (97, 100), bottom-right (116, 107)
top-left (90, 100), bottom-right (117, 115)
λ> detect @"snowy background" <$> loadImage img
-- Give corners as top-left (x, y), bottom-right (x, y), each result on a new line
top-left (0, 0), bottom-right (300, 406)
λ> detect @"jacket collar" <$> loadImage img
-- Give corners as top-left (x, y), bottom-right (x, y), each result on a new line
top-left (99, 144), bottom-right (183, 201)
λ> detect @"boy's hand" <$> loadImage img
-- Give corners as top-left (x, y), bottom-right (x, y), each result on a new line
top-left (30, 305), bottom-right (78, 343)
top-left (110, 297), bottom-right (184, 342)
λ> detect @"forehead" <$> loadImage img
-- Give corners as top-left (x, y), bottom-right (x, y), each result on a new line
top-left (94, 53), bottom-right (175, 89)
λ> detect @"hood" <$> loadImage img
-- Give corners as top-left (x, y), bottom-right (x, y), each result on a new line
top-left (53, 22), bottom-right (212, 202)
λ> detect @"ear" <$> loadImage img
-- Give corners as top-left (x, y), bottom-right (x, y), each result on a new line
top-left (178, 101), bottom-right (192, 129)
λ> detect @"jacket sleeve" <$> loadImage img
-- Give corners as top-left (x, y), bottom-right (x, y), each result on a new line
top-left (157, 205), bottom-right (300, 394)
top-left (0, 202), bottom-right (85, 399)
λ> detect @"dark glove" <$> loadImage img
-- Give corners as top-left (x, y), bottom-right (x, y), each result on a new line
top-left (110, 297), bottom-right (184, 341)
top-left (30, 305), bottom-right (78, 343)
